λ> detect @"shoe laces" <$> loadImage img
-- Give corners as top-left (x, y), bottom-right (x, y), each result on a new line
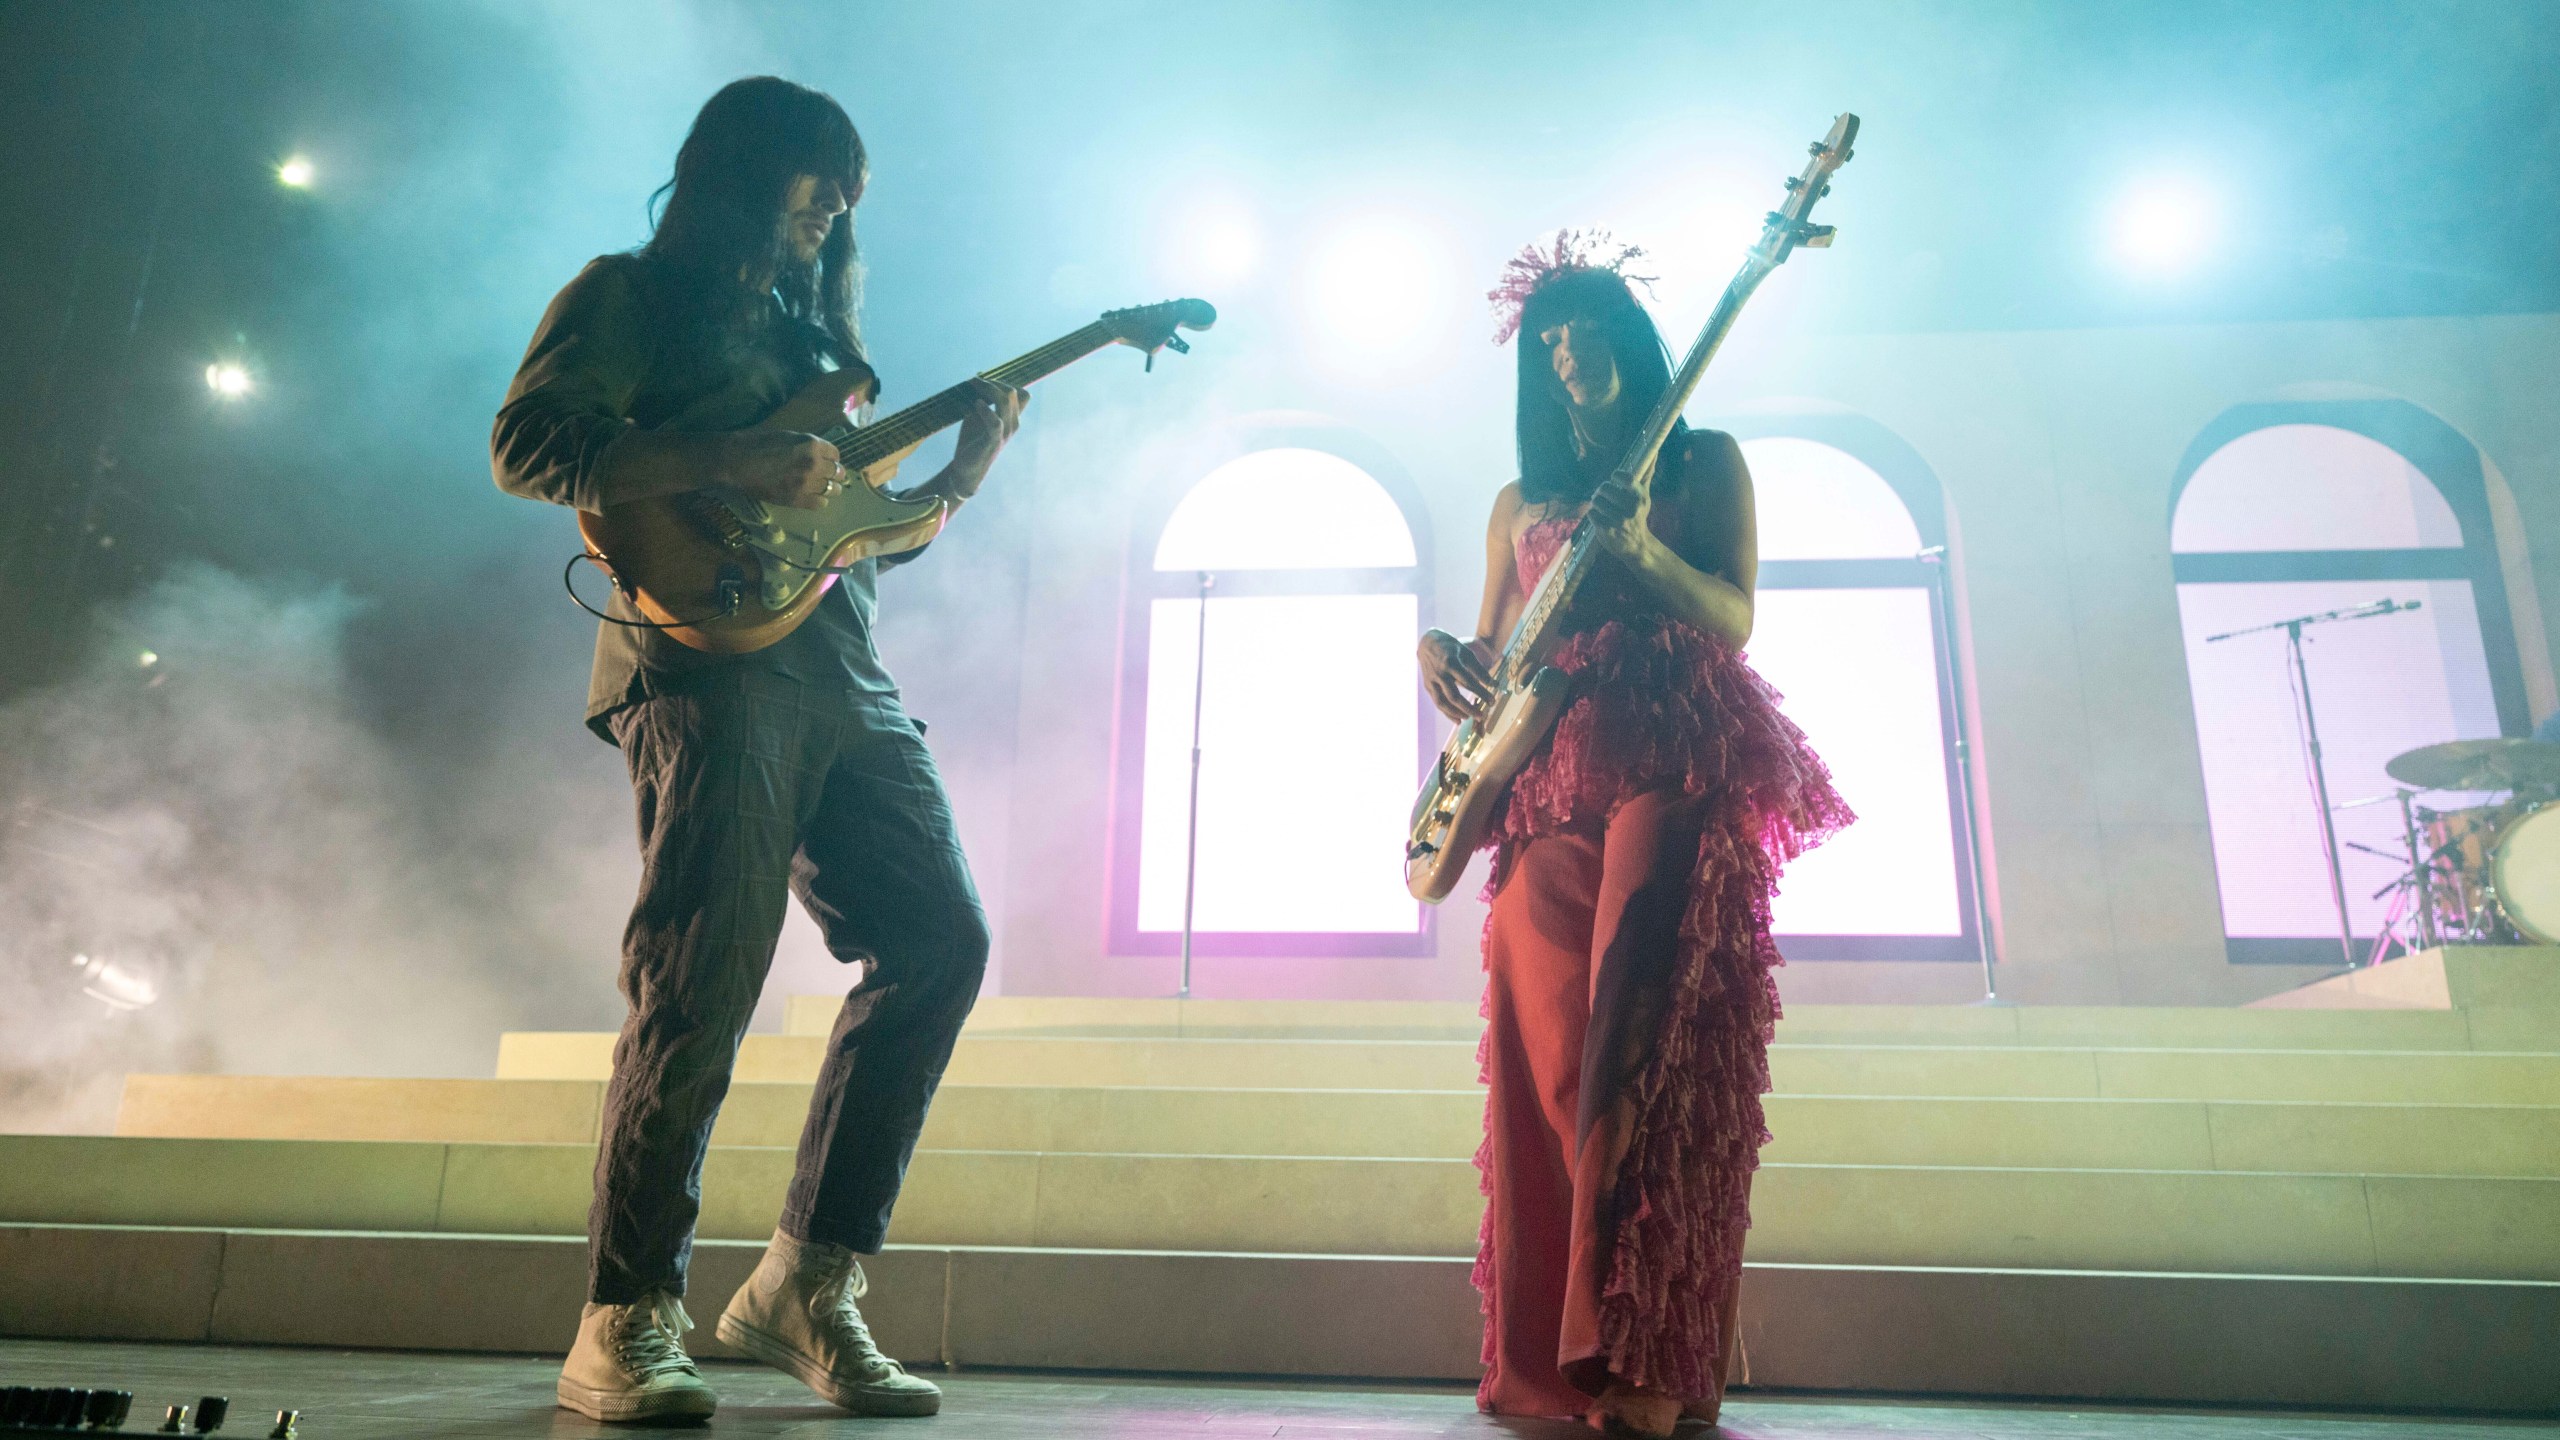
top-left (613, 1292), bottom-right (700, 1383)
top-left (808, 1252), bottom-right (904, 1375)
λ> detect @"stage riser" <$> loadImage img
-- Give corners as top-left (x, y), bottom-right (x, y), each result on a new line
top-left (8, 1136), bottom-right (2559, 1279)
top-left (496, 1032), bottom-right (2560, 1100)
top-left (906, 994), bottom-right (2560, 1051)
top-left (117, 1077), bottom-right (2560, 1178)
top-left (0, 1226), bottom-right (2550, 1414)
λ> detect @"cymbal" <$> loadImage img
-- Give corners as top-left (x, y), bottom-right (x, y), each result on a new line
top-left (2386, 738), bottom-right (2560, 791)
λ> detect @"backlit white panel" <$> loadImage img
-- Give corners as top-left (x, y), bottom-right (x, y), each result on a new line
top-left (2178, 580), bottom-right (2498, 937)
top-left (1748, 588), bottom-right (1963, 936)
top-left (1154, 448), bottom-right (1418, 571)
top-left (1742, 437), bottom-right (1924, 561)
top-left (1137, 594), bottom-right (1423, 933)
top-left (2173, 425), bottom-right (2461, 553)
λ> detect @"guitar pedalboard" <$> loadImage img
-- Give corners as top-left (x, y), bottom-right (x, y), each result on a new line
top-left (0, 1388), bottom-right (300, 1436)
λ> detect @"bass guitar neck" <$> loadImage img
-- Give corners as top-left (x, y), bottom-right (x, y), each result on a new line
top-left (1404, 115), bottom-right (1858, 904)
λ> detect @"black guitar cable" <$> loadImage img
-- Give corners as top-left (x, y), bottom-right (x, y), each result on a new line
top-left (561, 552), bottom-right (743, 630)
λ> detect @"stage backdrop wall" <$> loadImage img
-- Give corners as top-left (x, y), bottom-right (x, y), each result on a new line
top-left (936, 311), bottom-right (2560, 1008)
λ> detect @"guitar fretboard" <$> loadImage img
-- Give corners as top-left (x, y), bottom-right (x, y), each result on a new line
top-left (1484, 116), bottom-right (1851, 685)
top-left (816, 321), bottom-right (1115, 469)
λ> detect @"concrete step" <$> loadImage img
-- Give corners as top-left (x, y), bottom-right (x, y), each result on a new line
top-left (116, 1075), bottom-right (2560, 1178)
top-left (1, 1223), bottom-right (2552, 1412)
top-left (934, 993), bottom-right (2560, 1052)
top-left (497, 1030), bottom-right (2560, 1102)
top-left (8, 1134), bottom-right (2557, 1279)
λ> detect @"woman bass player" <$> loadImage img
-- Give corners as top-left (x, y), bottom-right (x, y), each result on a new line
top-left (491, 78), bottom-right (1020, 1424)
top-left (1417, 237), bottom-right (1850, 1437)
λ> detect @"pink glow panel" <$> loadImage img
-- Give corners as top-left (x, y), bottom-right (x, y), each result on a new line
top-left (2177, 580), bottom-right (2497, 936)
top-left (1137, 594), bottom-right (1424, 934)
top-left (1747, 588), bottom-right (1963, 936)
top-left (2173, 425), bottom-right (2461, 553)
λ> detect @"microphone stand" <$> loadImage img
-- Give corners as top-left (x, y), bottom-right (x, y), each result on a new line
top-left (1177, 571), bottom-right (1214, 999)
top-left (2207, 598), bottom-right (2422, 970)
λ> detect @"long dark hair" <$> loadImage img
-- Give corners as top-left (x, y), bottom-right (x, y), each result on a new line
top-left (638, 77), bottom-right (867, 369)
top-left (1513, 268), bottom-right (1685, 506)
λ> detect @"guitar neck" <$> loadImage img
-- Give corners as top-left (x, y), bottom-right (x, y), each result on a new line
top-left (820, 320), bottom-right (1116, 468)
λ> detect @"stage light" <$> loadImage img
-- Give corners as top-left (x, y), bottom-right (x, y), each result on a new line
top-left (1158, 196), bottom-right (1261, 291)
top-left (71, 953), bottom-right (159, 1012)
top-left (2109, 176), bottom-right (2217, 272)
top-left (1301, 212), bottom-right (1456, 381)
top-left (205, 362), bottom-right (252, 398)
top-left (277, 156), bottom-right (315, 188)
top-left (137, 650), bottom-right (158, 668)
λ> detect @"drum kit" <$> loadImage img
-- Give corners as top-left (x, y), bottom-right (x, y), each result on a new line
top-left (2372, 737), bottom-right (2560, 954)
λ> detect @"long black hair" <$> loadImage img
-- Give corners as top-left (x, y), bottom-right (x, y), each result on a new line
top-left (1513, 267), bottom-right (1685, 506)
top-left (637, 77), bottom-right (867, 369)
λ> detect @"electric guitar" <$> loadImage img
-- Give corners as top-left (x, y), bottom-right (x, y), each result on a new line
top-left (579, 298), bottom-right (1216, 654)
top-left (1404, 114), bottom-right (1858, 903)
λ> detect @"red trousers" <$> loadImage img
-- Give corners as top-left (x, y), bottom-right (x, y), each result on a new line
top-left (1478, 789), bottom-right (1740, 1417)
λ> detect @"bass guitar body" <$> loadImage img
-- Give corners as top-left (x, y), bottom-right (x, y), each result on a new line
top-left (577, 367), bottom-right (943, 655)
top-left (1405, 665), bottom-right (1572, 903)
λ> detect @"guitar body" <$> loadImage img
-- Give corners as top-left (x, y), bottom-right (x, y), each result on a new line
top-left (570, 297), bottom-right (1217, 655)
top-left (1404, 665), bottom-right (1572, 902)
top-left (576, 368), bottom-right (944, 655)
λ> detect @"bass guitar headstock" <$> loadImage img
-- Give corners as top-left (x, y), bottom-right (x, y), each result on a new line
top-left (1751, 112), bottom-right (1859, 268)
top-left (1102, 298), bottom-right (1218, 370)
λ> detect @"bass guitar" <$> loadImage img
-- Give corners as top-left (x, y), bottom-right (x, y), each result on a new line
top-left (1404, 114), bottom-right (1857, 903)
top-left (579, 298), bottom-right (1215, 654)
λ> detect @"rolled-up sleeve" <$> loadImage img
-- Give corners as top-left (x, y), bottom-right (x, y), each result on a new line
top-left (491, 257), bottom-right (652, 513)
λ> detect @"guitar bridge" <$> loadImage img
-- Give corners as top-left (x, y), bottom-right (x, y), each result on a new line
top-left (674, 492), bottom-right (753, 552)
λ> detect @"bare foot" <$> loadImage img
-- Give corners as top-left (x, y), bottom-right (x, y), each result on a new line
top-left (1586, 1382), bottom-right (1681, 1438)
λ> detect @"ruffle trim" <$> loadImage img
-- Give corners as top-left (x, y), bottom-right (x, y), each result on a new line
top-left (1469, 612), bottom-right (1852, 1402)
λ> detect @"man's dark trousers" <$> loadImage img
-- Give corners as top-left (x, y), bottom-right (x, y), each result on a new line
top-left (590, 669), bottom-right (987, 1304)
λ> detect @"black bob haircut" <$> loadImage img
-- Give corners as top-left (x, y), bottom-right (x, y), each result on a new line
top-left (1513, 267), bottom-right (1686, 507)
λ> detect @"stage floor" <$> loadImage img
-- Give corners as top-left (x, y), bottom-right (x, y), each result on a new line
top-left (1, 1339), bottom-right (2551, 1439)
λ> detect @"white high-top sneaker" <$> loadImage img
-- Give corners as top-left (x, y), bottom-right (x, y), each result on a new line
top-left (557, 1291), bottom-right (718, 1423)
top-left (717, 1230), bottom-right (942, 1416)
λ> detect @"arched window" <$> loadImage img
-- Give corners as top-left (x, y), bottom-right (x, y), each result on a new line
top-left (1737, 427), bottom-right (1978, 962)
top-left (1109, 439), bottom-right (1433, 956)
top-left (2171, 405), bottom-right (2531, 965)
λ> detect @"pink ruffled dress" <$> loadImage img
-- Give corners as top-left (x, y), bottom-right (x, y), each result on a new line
top-left (1471, 479), bottom-right (1851, 1414)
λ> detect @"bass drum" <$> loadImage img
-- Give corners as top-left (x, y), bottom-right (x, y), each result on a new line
top-left (2492, 804), bottom-right (2560, 944)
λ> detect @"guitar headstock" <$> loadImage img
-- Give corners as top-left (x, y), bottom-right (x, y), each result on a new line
top-left (1103, 298), bottom-right (1218, 369)
top-left (1751, 112), bottom-right (1859, 267)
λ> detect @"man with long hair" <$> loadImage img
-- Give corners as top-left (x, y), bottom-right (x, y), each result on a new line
top-left (1419, 236), bottom-right (1848, 1436)
top-left (493, 77), bottom-right (1021, 1423)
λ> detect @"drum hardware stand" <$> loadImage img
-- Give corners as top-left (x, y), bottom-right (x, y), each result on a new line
top-left (2207, 598), bottom-right (2422, 970)
top-left (2395, 788), bottom-right (2438, 951)
top-left (1176, 570), bottom-right (1214, 1000)
top-left (1919, 546), bottom-right (2000, 1002)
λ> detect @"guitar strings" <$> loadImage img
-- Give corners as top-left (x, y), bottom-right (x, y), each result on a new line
top-left (823, 322), bottom-right (1113, 464)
